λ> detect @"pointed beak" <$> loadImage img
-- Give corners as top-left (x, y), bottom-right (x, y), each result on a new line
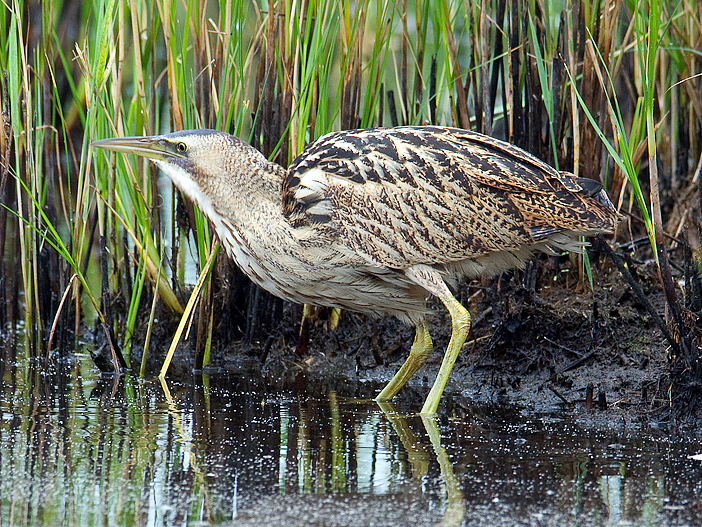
top-left (91, 136), bottom-right (176, 161)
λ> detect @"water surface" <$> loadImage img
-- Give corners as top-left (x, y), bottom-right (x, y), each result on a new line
top-left (1, 352), bottom-right (701, 526)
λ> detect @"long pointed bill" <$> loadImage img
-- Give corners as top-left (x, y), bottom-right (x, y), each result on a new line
top-left (91, 136), bottom-right (176, 161)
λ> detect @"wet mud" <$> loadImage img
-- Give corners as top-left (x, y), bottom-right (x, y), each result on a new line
top-left (161, 255), bottom-right (679, 426)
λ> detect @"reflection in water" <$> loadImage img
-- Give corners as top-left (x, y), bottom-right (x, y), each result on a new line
top-left (1, 356), bottom-right (701, 527)
top-left (378, 402), bottom-right (465, 526)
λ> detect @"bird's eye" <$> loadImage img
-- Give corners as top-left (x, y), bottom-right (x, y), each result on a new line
top-left (176, 142), bottom-right (188, 153)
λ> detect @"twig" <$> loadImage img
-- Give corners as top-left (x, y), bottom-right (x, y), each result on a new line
top-left (557, 352), bottom-right (596, 375)
top-left (548, 385), bottom-right (570, 404)
top-left (596, 233), bottom-right (680, 357)
top-left (45, 273), bottom-right (78, 359)
top-left (544, 336), bottom-right (584, 357)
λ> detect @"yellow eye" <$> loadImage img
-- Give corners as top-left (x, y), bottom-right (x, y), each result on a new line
top-left (176, 142), bottom-right (188, 153)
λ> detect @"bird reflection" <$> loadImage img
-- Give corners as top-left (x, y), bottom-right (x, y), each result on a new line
top-left (377, 401), bottom-right (466, 526)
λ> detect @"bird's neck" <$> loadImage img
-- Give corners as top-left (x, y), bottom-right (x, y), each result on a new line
top-left (222, 154), bottom-right (284, 211)
top-left (245, 158), bottom-right (287, 203)
top-left (206, 157), bottom-right (294, 258)
top-left (202, 157), bottom-right (314, 298)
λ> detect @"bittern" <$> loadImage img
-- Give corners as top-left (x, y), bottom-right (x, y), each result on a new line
top-left (92, 126), bottom-right (617, 414)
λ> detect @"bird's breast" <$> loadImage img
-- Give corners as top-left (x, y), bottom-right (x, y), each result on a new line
top-left (210, 212), bottom-right (426, 321)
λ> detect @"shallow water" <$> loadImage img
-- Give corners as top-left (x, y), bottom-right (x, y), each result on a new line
top-left (1, 353), bottom-right (701, 527)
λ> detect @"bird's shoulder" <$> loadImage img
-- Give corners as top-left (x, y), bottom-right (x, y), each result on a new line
top-left (279, 126), bottom-right (615, 268)
top-left (281, 126), bottom-right (585, 225)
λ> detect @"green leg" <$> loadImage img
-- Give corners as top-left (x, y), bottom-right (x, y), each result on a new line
top-left (420, 294), bottom-right (470, 415)
top-left (375, 319), bottom-right (433, 401)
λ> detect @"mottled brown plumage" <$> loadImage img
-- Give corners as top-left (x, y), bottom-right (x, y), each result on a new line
top-left (285, 127), bottom-right (613, 274)
top-left (92, 126), bottom-right (617, 414)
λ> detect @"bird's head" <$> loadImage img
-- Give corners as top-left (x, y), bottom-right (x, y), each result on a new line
top-left (92, 129), bottom-right (277, 221)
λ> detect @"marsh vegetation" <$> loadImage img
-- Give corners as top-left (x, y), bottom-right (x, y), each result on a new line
top-left (0, 0), bottom-right (701, 415)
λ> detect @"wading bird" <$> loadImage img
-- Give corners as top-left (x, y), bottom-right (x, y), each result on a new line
top-left (92, 126), bottom-right (617, 414)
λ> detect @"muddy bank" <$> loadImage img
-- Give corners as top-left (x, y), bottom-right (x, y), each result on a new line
top-left (141, 254), bottom-right (685, 426)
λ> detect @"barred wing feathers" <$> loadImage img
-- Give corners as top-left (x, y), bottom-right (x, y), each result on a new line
top-left (282, 126), bottom-right (616, 270)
